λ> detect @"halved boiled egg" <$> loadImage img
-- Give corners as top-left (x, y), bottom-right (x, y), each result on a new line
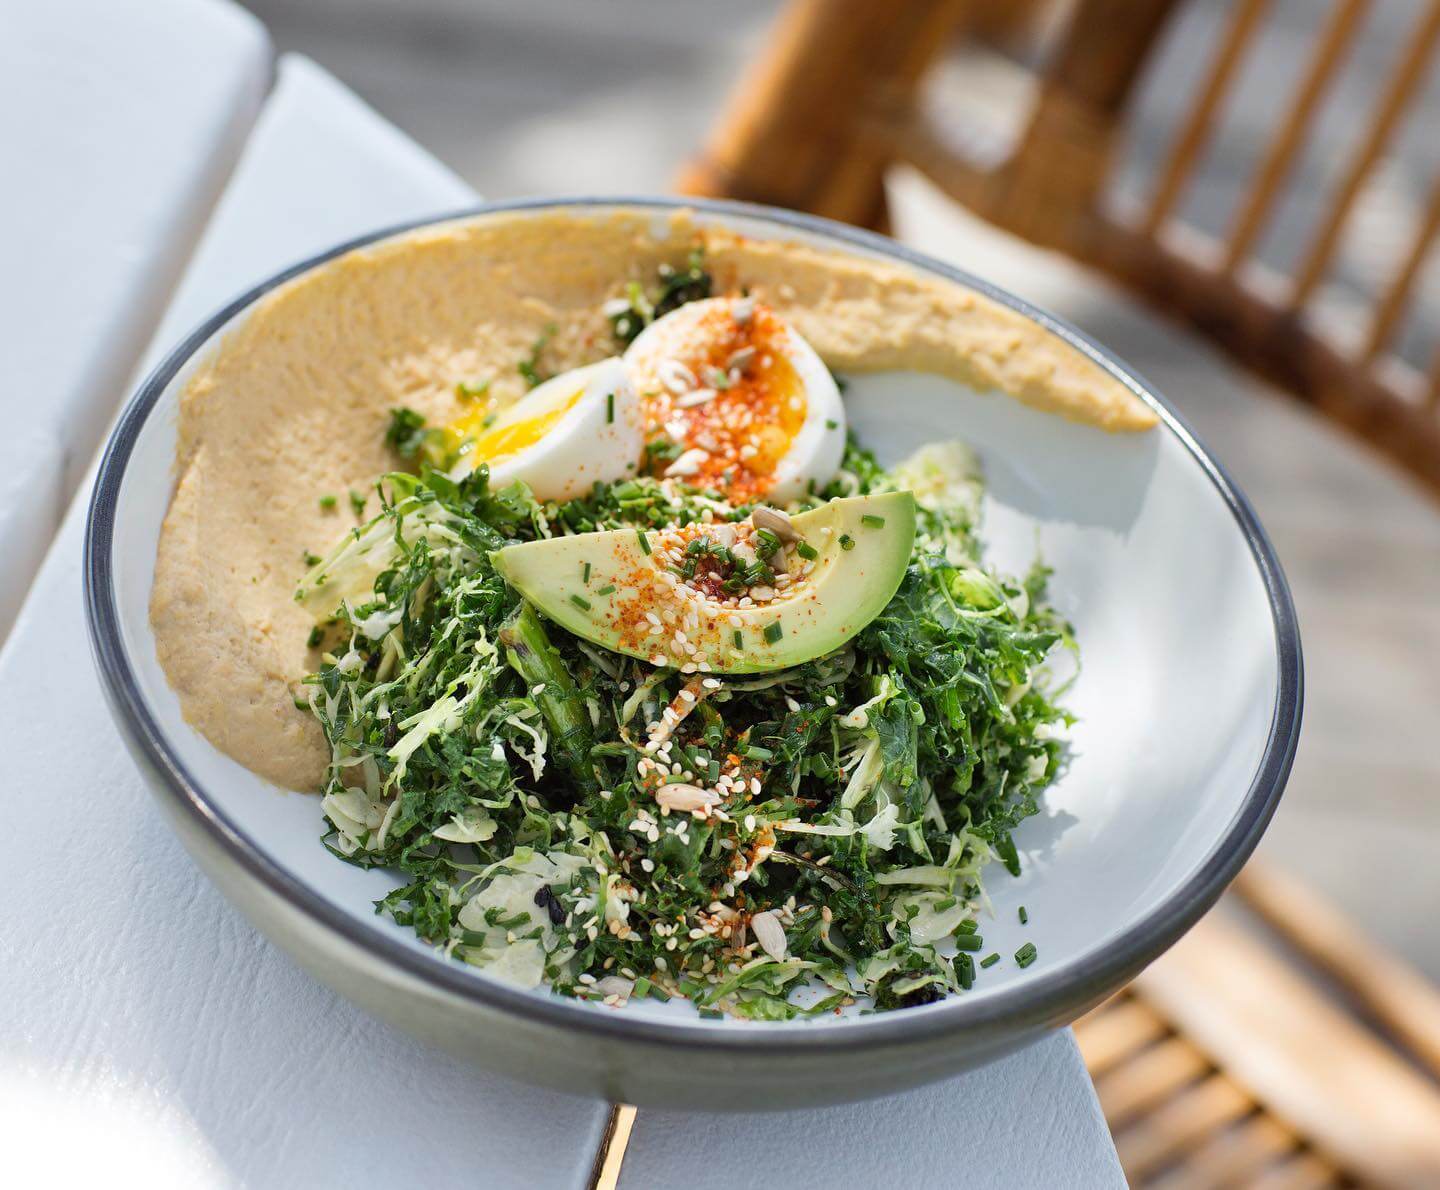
top-left (445, 357), bottom-right (644, 501)
top-left (623, 297), bottom-right (845, 504)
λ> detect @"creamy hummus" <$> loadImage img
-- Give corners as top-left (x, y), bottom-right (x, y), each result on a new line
top-left (150, 207), bottom-right (1154, 791)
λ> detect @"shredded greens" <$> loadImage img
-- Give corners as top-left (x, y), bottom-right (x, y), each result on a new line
top-left (298, 437), bottom-right (1073, 1018)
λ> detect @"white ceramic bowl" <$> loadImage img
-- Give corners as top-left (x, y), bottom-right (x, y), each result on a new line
top-left (85, 198), bottom-right (1301, 1110)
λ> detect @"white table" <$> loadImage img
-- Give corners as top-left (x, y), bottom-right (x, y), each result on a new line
top-left (1, 2), bottom-right (1123, 1184)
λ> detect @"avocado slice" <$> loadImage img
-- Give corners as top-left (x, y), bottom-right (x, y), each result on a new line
top-left (492, 492), bottom-right (915, 673)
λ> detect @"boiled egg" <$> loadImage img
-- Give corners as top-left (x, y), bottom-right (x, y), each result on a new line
top-left (445, 357), bottom-right (643, 501)
top-left (623, 297), bottom-right (845, 504)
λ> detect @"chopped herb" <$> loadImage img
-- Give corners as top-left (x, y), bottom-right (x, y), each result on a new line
top-left (570, 594), bottom-right (592, 611)
top-left (318, 495), bottom-right (338, 512)
top-left (839, 533), bottom-right (855, 551)
top-left (637, 529), bottom-right (651, 555)
top-left (644, 437), bottom-right (682, 466)
top-left (384, 406), bottom-right (430, 459)
top-left (763, 621), bottom-right (783, 644)
top-left (795, 540), bottom-right (818, 561)
top-left (349, 490), bottom-right (367, 518)
top-left (606, 390), bottom-right (615, 423)
top-left (596, 584), bottom-right (616, 596)
top-left (302, 551), bottom-right (322, 568)
top-left (953, 933), bottom-right (984, 952)
top-left (980, 953), bottom-right (1001, 968)
top-left (456, 379), bottom-right (491, 400)
top-left (518, 323), bottom-right (557, 389)
top-left (1018, 905), bottom-right (1029, 925)
top-left (861, 514), bottom-right (885, 529)
top-left (306, 626), bottom-right (324, 648)
top-left (1015, 942), bottom-right (1038, 969)
top-left (608, 249), bottom-right (713, 346)
top-left (733, 629), bottom-right (744, 649)
top-left (582, 561), bottom-right (592, 584)
top-left (743, 744), bottom-right (774, 761)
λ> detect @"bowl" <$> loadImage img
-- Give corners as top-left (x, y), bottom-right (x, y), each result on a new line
top-left (84, 197), bottom-right (1301, 1110)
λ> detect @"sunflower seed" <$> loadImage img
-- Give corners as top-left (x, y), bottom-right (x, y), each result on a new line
top-left (749, 910), bottom-right (787, 961)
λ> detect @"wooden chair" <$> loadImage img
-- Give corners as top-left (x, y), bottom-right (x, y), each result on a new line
top-left (678, 0), bottom-right (1440, 502)
top-left (682, 2), bottom-right (1440, 1184)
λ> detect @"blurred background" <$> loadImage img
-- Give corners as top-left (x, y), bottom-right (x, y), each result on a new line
top-left (160, 0), bottom-right (1440, 1180)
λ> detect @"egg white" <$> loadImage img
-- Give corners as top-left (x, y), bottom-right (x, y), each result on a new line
top-left (623, 297), bottom-right (846, 504)
top-left (449, 357), bottom-right (644, 501)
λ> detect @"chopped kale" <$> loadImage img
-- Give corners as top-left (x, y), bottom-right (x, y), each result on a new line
top-left (297, 435), bottom-right (1072, 1019)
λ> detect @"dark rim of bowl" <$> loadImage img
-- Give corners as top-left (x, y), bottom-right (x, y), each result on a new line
top-left (84, 195), bottom-right (1302, 1056)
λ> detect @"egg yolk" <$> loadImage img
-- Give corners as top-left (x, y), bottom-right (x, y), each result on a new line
top-left (444, 384), bottom-right (586, 466)
top-left (639, 303), bottom-right (807, 502)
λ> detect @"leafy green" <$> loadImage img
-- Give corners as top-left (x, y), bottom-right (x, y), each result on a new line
top-left (298, 438), bottom-right (1073, 1018)
top-left (607, 248), bottom-right (713, 347)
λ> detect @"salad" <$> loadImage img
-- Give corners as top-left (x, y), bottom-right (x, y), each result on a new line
top-left (296, 256), bottom-right (1073, 1019)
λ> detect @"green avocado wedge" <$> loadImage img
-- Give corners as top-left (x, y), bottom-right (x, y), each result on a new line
top-left (492, 492), bottom-right (916, 674)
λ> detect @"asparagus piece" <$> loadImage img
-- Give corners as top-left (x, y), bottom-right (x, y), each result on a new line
top-left (499, 603), bottom-right (596, 794)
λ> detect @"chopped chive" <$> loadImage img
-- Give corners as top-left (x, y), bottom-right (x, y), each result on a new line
top-left (954, 933), bottom-right (984, 952)
top-left (318, 494), bottom-right (338, 511)
top-left (825, 419), bottom-right (838, 430)
top-left (980, 952), bottom-right (1000, 968)
top-left (795, 540), bottom-right (818, 560)
top-left (570, 594), bottom-right (592, 611)
top-left (733, 629), bottom-right (744, 648)
top-left (956, 920), bottom-right (978, 935)
top-left (306, 626), bottom-right (324, 648)
top-left (763, 621), bottom-right (783, 643)
top-left (456, 379), bottom-right (490, 399)
top-left (596, 584), bottom-right (616, 596)
top-left (1018, 905), bottom-right (1029, 925)
top-left (637, 530), bottom-right (651, 555)
top-left (743, 745), bottom-right (774, 761)
top-left (1015, 942), bottom-right (1038, 968)
top-left (957, 952), bottom-right (975, 990)
top-left (606, 390), bottom-right (615, 423)
top-left (633, 977), bottom-right (651, 999)
top-left (839, 534), bottom-right (855, 551)
top-left (302, 551), bottom-right (322, 567)
top-left (582, 561), bottom-right (591, 584)
top-left (861, 514), bottom-right (885, 529)
top-left (349, 490), bottom-right (367, 517)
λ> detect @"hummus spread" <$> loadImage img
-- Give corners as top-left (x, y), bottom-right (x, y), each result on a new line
top-left (150, 207), bottom-right (1154, 792)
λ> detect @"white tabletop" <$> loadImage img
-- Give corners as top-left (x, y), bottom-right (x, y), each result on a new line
top-left (2, 3), bottom-right (1122, 1184)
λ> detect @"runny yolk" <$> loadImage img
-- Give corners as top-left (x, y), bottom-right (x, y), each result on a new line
top-left (640, 303), bottom-right (807, 502)
top-left (444, 384), bottom-right (586, 465)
